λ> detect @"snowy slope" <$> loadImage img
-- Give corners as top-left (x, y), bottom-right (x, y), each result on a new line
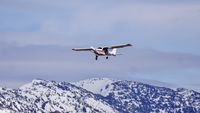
top-left (74, 78), bottom-right (200, 113)
top-left (0, 78), bottom-right (200, 113)
top-left (73, 78), bottom-right (116, 96)
top-left (0, 79), bottom-right (118, 113)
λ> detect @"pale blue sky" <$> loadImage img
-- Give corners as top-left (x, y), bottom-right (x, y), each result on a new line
top-left (0, 0), bottom-right (200, 91)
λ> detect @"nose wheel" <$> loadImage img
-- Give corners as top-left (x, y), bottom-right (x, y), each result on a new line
top-left (106, 56), bottom-right (108, 59)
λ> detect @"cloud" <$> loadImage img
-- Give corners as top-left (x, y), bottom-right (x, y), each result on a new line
top-left (0, 44), bottom-right (200, 91)
top-left (1, 1), bottom-right (200, 55)
top-left (0, 32), bottom-right (78, 46)
top-left (1, 44), bottom-right (200, 75)
top-left (0, 1), bottom-right (200, 91)
top-left (1, 1), bottom-right (200, 33)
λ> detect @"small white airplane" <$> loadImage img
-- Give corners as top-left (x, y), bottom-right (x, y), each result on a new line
top-left (72, 44), bottom-right (132, 60)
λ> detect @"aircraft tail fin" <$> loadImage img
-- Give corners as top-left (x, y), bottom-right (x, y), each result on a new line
top-left (110, 48), bottom-right (117, 55)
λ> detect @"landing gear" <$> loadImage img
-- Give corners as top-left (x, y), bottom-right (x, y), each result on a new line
top-left (95, 56), bottom-right (108, 60)
top-left (95, 55), bottom-right (98, 60)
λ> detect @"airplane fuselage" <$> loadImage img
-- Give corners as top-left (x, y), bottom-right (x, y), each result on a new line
top-left (93, 49), bottom-right (106, 56)
top-left (93, 48), bottom-right (116, 56)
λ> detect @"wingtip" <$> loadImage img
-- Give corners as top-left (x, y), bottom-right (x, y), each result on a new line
top-left (127, 43), bottom-right (133, 46)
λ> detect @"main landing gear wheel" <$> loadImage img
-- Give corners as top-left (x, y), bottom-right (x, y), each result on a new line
top-left (95, 56), bottom-right (98, 60)
top-left (106, 57), bottom-right (108, 59)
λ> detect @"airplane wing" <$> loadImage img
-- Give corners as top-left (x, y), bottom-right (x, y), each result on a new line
top-left (72, 48), bottom-right (93, 51)
top-left (105, 44), bottom-right (132, 49)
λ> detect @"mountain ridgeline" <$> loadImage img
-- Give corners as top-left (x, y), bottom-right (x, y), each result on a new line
top-left (0, 78), bottom-right (199, 113)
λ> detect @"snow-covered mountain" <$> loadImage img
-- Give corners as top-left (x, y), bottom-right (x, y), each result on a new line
top-left (73, 78), bottom-right (117, 96)
top-left (74, 78), bottom-right (200, 113)
top-left (0, 78), bottom-right (200, 113)
top-left (0, 79), bottom-right (118, 113)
